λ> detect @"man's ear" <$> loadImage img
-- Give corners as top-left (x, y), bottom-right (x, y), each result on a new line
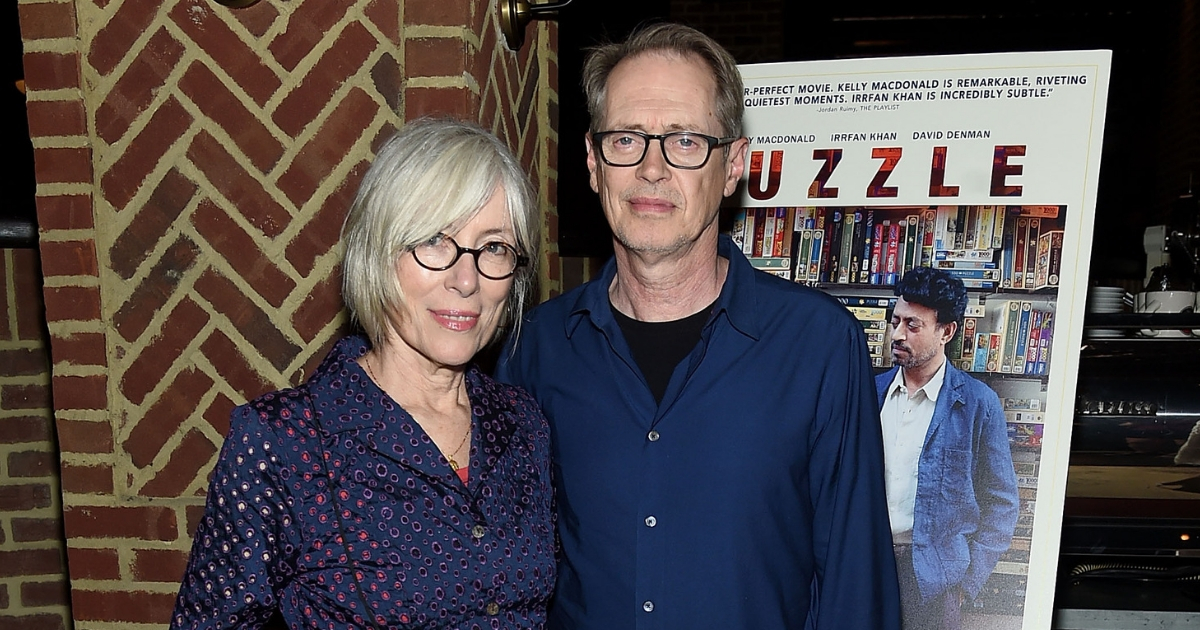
top-left (585, 133), bottom-right (600, 194)
top-left (722, 137), bottom-right (749, 198)
top-left (939, 320), bottom-right (958, 345)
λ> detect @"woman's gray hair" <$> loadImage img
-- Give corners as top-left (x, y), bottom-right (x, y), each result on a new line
top-left (581, 22), bottom-right (744, 138)
top-left (341, 118), bottom-right (539, 349)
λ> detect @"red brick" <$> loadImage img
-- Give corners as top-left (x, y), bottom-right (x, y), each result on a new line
top-left (168, 0), bottom-right (281, 105)
top-left (185, 131), bottom-right (290, 238)
top-left (8, 451), bottom-right (56, 478)
top-left (38, 240), bottom-right (98, 277)
top-left (0, 583), bottom-right (7, 608)
top-left (0, 348), bottom-right (49, 376)
top-left (60, 463), bottom-right (113, 495)
top-left (11, 518), bottom-right (62, 543)
top-left (0, 417), bottom-right (52, 444)
top-left (193, 270), bottom-right (299, 371)
top-left (71, 588), bottom-right (176, 624)
top-left (405, 86), bottom-right (472, 120)
top-left (0, 484), bottom-right (52, 511)
top-left (51, 374), bottom-right (107, 410)
top-left (131, 548), bottom-right (189, 583)
top-left (291, 272), bottom-right (344, 344)
top-left (232, 0), bottom-right (278, 38)
top-left (0, 253), bottom-right (9, 339)
top-left (42, 285), bottom-right (100, 323)
top-left (49, 332), bottom-right (107, 367)
top-left (190, 200), bottom-right (295, 307)
top-left (277, 87), bottom-right (379, 206)
top-left (109, 169), bottom-right (198, 280)
top-left (185, 504), bottom-right (206, 536)
top-left (139, 429), bottom-right (218, 497)
top-left (100, 97), bottom-right (192, 211)
top-left (22, 51), bottom-right (80, 92)
top-left (87, 0), bottom-right (161, 76)
top-left (1, 384), bottom-right (50, 410)
top-left (112, 236), bottom-right (202, 342)
top-left (0, 613), bottom-right (64, 630)
top-left (364, 0), bottom-right (399, 44)
top-left (119, 298), bottom-right (210, 405)
top-left (123, 367), bottom-right (212, 468)
top-left (66, 547), bottom-right (119, 581)
top-left (63, 505), bottom-right (177, 541)
top-left (32, 146), bottom-right (91, 184)
top-left (10, 250), bottom-right (44, 341)
top-left (266, 1), bottom-right (352, 71)
top-left (202, 393), bottom-right (235, 438)
top-left (55, 419), bottom-right (113, 455)
top-left (20, 580), bottom-right (70, 607)
top-left (25, 99), bottom-right (86, 138)
top-left (272, 21), bottom-right (377, 138)
top-left (95, 28), bottom-right (186, 144)
top-left (199, 329), bottom-right (274, 402)
top-left (35, 194), bottom-right (92, 230)
top-left (406, 37), bottom-right (466, 77)
top-left (406, 0), bottom-right (469, 26)
top-left (370, 52), bottom-right (402, 112)
top-left (17, 2), bottom-right (78, 40)
top-left (285, 160), bottom-right (365, 276)
top-left (177, 62), bottom-right (284, 172)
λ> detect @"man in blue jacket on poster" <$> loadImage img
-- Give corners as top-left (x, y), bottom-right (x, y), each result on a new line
top-left (877, 267), bottom-right (1019, 630)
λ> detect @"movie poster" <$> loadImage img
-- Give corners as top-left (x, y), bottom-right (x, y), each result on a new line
top-left (733, 51), bottom-right (1111, 629)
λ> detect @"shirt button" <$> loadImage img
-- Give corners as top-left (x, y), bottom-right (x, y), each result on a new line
top-left (486, 602), bottom-right (499, 615)
top-left (644, 516), bottom-right (657, 527)
top-left (643, 600), bottom-right (655, 612)
top-left (471, 524), bottom-right (486, 539)
top-left (647, 430), bottom-right (660, 442)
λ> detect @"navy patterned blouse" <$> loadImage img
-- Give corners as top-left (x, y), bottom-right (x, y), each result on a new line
top-left (171, 336), bottom-right (555, 629)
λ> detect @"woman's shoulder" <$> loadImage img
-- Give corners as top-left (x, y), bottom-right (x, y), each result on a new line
top-left (469, 368), bottom-right (547, 427)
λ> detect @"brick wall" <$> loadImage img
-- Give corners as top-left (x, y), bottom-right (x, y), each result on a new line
top-left (17, 0), bottom-right (558, 627)
top-left (0, 248), bottom-right (71, 630)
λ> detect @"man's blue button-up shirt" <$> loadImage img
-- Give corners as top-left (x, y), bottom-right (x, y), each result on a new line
top-left (496, 236), bottom-right (901, 630)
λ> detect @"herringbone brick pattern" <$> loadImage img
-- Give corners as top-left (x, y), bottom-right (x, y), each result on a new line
top-left (21, 0), bottom-right (557, 627)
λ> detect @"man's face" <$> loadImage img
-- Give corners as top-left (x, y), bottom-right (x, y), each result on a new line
top-left (585, 52), bottom-right (747, 257)
top-left (889, 297), bottom-right (955, 370)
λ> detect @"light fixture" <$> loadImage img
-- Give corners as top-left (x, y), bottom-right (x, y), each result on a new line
top-left (499, 0), bottom-right (573, 51)
top-left (213, 0), bottom-right (261, 8)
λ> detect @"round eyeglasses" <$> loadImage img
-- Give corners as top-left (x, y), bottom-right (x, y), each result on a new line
top-left (410, 234), bottom-right (528, 280)
top-left (591, 130), bottom-right (737, 170)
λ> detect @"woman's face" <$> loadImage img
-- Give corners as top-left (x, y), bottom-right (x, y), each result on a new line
top-left (387, 187), bottom-right (517, 372)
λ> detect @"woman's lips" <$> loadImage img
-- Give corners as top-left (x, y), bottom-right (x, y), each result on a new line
top-left (432, 310), bottom-right (479, 331)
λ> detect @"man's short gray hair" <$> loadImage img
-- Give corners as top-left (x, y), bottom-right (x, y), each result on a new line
top-left (340, 118), bottom-right (539, 349)
top-left (581, 22), bottom-right (744, 138)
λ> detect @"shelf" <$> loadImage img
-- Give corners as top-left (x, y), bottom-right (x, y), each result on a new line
top-left (1084, 313), bottom-right (1200, 330)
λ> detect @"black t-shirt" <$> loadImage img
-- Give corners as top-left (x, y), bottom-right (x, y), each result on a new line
top-left (611, 301), bottom-right (714, 404)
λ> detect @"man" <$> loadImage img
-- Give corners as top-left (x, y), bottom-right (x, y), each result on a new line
top-left (877, 267), bottom-right (1019, 630)
top-left (496, 23), bottom-right (900, 630)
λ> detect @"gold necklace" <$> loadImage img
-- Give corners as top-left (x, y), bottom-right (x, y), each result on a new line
top-left (365, 354), bottom-right (472, 470)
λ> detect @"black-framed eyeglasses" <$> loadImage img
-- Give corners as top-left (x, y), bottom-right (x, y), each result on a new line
top-left (591, 130), bottom-right (737, 170)
top-left (410, 234), bottom-right (528, 280)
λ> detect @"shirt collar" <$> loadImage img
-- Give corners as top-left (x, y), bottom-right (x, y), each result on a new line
top-left (887, 357), bottom-right (948, 402)
top-left (564, 234), bottom-right (762, 340)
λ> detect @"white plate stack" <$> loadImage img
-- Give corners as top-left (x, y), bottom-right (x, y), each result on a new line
top-left (1085, 286), bottom-right (1127, 338)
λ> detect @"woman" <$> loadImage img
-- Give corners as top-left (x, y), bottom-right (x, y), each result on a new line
top-left (171, 119), bottom-right (553, 629)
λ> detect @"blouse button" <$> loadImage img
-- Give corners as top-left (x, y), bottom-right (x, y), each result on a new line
top-left (644, 516), bottom-right (657, 527)
top-left (647, 430), bottom-right (660, 442)
top-left (471, 524), bottom-right (486, 539)
top-left (643, 600), bottom-right (655, 612)
top-left (486, 602), bottom-right (500, 615)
